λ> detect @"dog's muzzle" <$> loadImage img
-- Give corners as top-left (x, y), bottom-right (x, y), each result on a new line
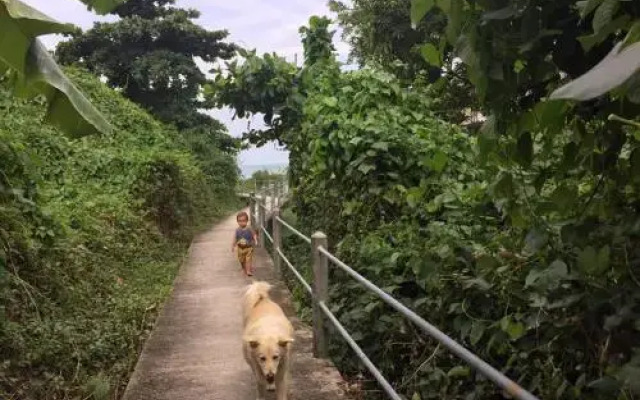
top-left (265, 372), bottom-right (275, 384)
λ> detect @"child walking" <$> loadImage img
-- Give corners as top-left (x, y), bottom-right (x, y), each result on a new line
top-left (232, 211), bottom-right (258, 276)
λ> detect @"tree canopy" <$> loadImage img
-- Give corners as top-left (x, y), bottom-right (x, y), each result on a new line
top-left (329, 0), bottom-right (479, 123)
top-left (330, 0), bottom-right (446, 78)
top-left (56, 0), bottom-right (238, 130)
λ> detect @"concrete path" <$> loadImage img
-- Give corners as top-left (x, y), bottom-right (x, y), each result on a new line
top-left (122, 210), bottom-right (349, 400)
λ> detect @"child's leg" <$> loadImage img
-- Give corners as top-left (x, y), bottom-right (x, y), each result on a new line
top-left (245, 248), bottom-right (254, 276)
top-left (237, 248), bottom-right (247, 274)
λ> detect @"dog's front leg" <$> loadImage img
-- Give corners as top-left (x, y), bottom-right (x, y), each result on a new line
top-left (256, 379), bottom-right (267, 400)
top-left (275, 374), bottom-right (289, 400)
top-left (248, 356), bottom-right (266, 400)
top-left (275, 362), bottom-right (290, 400)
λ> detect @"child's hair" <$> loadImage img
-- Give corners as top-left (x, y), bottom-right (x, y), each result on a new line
top-left (236, 211), bottom-right (249, 221)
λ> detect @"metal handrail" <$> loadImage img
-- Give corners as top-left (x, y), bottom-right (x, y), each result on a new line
top-left (275, 216), bottom-right (311, 244)
top-left (261, 226), bottom-right (273, 244)
top-left (318, 301), bottom-right (402, 400)
top-left (317, 246), bottom-right (538, 400)
top-left (247, 189), bottom-right (538, 400)
top-left (276, 248), bottom-right (313, 295)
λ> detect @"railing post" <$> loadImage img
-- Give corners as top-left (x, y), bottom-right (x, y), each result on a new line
top-left (311, 231), bottom-right (328, 358)
top-left (270, 181), bottom-right (275, 209)
top-left (249, 192), bottom-right (256, 224)
top-left (273, 208), bottom-right (282, 277)
top-left (258, 196), bottom-right (266, 248)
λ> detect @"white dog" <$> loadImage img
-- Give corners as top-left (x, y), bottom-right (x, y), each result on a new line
top-left (242, 281), bottom-right (294, 400)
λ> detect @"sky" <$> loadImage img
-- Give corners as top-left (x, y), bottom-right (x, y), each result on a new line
top-left (22, 0), bottom-right (353, 172)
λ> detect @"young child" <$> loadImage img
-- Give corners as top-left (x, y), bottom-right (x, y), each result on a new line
top-left (232, 211), bottom-right (258, 276)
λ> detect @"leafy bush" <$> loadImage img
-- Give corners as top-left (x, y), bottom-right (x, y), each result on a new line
top-left (283, 65), bottom-right (640, 399)
top-left (0, 67), bottom-right (239, 399)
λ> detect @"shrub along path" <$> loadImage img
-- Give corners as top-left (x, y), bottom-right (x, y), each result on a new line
top-left (121, 210), bottom-right (348, 400)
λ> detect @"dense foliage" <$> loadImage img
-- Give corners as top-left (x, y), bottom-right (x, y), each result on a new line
top-left (329, 0), bottom-right (479, 124)
top-left (329, 0), bottom-right (446, 80)
top-left (56, 0), bottom-right (237, 130)
top-left (0, 67), bottom-right (239, 399)
top-left (217, 9), bottom-right (640, 400)
top-left (209, 49), bottom-right (303, 148)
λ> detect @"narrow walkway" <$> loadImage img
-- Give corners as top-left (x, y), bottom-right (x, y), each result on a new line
top-left (122, 210), bottom-right (348, 400)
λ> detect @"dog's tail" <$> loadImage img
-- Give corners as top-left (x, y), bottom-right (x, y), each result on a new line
top-left (243, 281), bottom-right (272, 311)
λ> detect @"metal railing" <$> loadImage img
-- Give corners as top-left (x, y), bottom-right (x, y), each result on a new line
top-left (248, 187), bottom-right (540, 400)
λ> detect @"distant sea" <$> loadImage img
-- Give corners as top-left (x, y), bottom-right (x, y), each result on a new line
top-left (240, 163), bottom-right (288, 178)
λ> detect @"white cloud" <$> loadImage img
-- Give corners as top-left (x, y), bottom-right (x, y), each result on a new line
top-left (21, 0), bottom-right (353, 170)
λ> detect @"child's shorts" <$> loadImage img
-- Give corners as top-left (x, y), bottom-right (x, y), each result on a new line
top-left (237, 246), bottom-right (253, 264)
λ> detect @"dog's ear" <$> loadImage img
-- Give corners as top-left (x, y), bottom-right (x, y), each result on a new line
top-left (278, 337), bottom-right (294, 347)
top-left (244, 336), bottom-right (260, 349)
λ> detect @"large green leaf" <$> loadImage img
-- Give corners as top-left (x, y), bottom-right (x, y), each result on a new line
top-left (577, 0), bottom-right (603, 19)
top-left (525, 260), bottom-right (569, 291)
top-left (0, 0), bottom-right (112, 136)
top-left (592, 0), bottom-right (619, 35)
top-left (14, 40), bottom-right (113, 137)
top-left (550, 42), bottom-right (640, 101)
top-left (500, 316), bottom-right (526, 340)
top-left (1, 0), bottom-right (75, 37)
top-left (577, 245), bottom-right (610, 276)
top-left (424, 149), bottom-right (448, 172)
top-left (445, 0), bottom-right (463, 44)
top-left (419, 43), bottom-right (442, 67)
top-left (410, 0), bottom-right (434, 28)
top-left (551, 184), bottom-right (578, 210)
top-left (0, 0), bottom-right (74, 74)
top-left (622, 20), bottom-right (640, 50)
top-left (578, 15), bottom-right (631, 52)
top-left (78, 0), bottom-right (125, 15)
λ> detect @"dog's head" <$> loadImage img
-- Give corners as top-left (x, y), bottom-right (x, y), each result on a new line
top-left (244, 335), bottom-right (294, 383)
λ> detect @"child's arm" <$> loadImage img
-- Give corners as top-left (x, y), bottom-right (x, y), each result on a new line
top-left (231, 231), bottom-right (236, 252)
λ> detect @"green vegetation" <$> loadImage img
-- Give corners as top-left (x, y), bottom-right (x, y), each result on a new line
top-left (2, 2), bottom-right (242, 397)
top-left (329, 0), bottom-right (479, 124)
top-left (216, 7), bottom-right (640, 400)
top-left (5, 0), bottom-right (639, 398)
top-left (0, 67), bottom-right (239, 398)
